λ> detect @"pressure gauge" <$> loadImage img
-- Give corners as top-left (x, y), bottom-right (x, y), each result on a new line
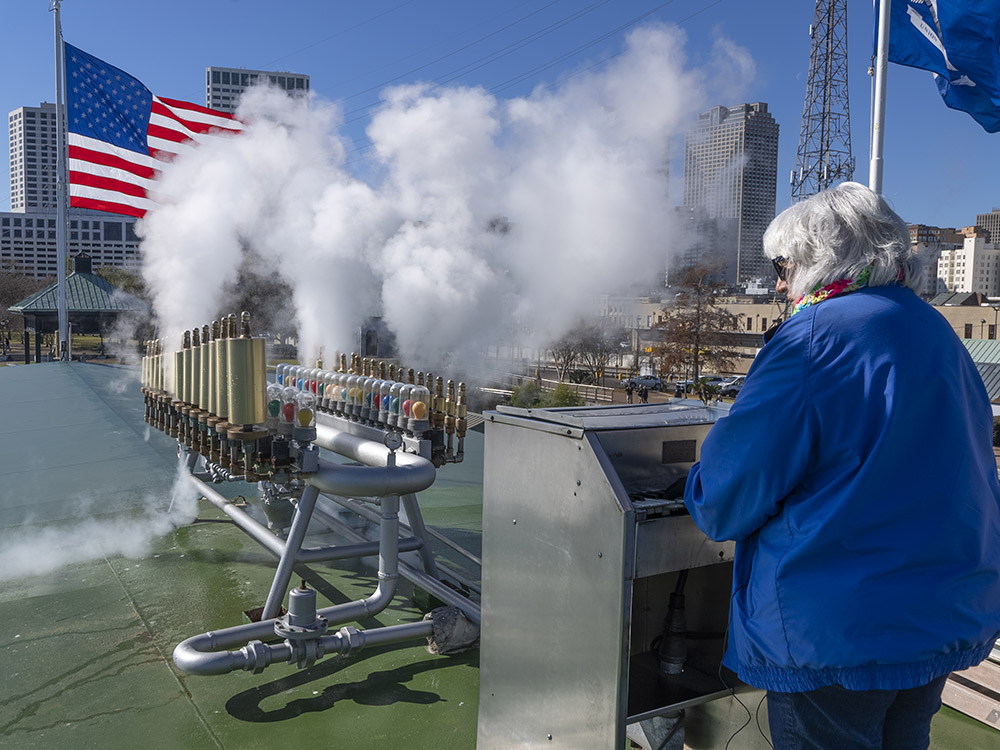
top-left (384, 432), bottom-right (403, 452)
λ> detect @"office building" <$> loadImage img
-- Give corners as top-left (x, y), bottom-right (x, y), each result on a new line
top-left (667, 206), bottom-right (738, 286)
top-left (205, 67), bottom-right (309, 113)
top-left (976, 208), bottom-right (1000, 244)
top-left (8, 103), bottom-right (61, 212)
top-left (682, 103), bottom-right (779, 284)
top-left (937, 236), bottom-right (1000, 296)
top-left (1, 210), bottom-right (141, 278)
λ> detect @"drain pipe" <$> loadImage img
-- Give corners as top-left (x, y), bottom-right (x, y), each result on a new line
top-left (173, 617), bottom-right (434, 676)
top-left (174, 488), bottom-right (408, 675)
top-left (173, 493), bottom-right (410, 676)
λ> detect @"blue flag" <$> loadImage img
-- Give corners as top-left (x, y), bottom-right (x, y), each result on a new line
top-left (885, 0), bottom-right (1000, 133)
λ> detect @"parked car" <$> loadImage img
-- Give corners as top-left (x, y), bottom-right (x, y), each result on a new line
top-left (675, 375), bottom-right (724, 394)
top-left (627, 375), bottom-right (662, 391)
top-left (720, 375), bottom-right (745, 397)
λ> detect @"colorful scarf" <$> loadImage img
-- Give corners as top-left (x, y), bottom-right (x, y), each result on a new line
top-left (792, 265), bottom-right (874, 315)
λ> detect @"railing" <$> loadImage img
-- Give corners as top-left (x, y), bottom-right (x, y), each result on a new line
top-left (507, 373), bottom-right (614, 403)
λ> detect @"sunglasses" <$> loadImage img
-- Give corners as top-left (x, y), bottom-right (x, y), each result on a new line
top-left (772, 256), bottom-right (790, 281)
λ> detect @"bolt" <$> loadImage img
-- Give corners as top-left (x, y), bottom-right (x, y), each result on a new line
top-left (512, 519), bottom-right (517, 525)
top-left (547, 735), bottom-right (553, 741)
top-left (597, 552), bottom-right (603, 558)
top-left (576, 480), bottom-right (581, 486)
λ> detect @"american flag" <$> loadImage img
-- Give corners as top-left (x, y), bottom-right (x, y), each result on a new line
top-left (65, 42), bottom-right (243, 218)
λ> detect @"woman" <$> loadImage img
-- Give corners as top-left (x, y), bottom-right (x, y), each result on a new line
top-left (684, 182), bottom-right (1000, 749)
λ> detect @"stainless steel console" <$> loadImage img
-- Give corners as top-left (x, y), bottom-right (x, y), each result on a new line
top-left (478, 402), bottom-right (743, 749)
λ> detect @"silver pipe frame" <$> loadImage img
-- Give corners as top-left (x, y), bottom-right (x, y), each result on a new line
top-left (173, 491), bottom-right (412, 676)
top-left (188, 474), bottom-right (425, 562)
top-left (174, 427), bottom-right (441, 677)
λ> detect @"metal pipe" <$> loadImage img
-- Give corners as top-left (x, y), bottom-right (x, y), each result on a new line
top-left (173, 617), bottom-right (433, 677)
top-left (400, 492), bottom-right (439, 577)
top-left (308, 494), bottom-right (401, 626)
top-left (315, 423), bottom-right (435, 473)
top-left (262, 484), bottom-right (320, 620)
top-left (870, 0), bottom-right (891, 194)
top-left (306, 459), bottom-right (435, 498)
top-left (191, 475), bottom-right (285, 557)
top-left (173, 493), bottom-right (413, 676)
top-left (314, 495), bottom-right (481, 625)
top-left (188, 473), bottom-right (425, 563)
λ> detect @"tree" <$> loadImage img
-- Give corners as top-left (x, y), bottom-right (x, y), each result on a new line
top-left (577, 320), bottom-right (628, 385)
top-left (548, 327), bottom-right (582, 382)
top-left (94, 265), bottom-right (149, 303)
top-left (0, 270), bottom-right (52, 340)
top-left (654, 263), bottom-right (741, 381)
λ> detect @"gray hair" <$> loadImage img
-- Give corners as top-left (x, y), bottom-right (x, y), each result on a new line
top-left (762, 182), bottom-right (923, 301)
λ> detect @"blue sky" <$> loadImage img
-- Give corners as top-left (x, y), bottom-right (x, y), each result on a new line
top-left (3, 0), bottom-right (997, 229)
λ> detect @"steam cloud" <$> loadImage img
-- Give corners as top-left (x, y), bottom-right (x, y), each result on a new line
top-left (0, 458), bottom-right (199, 582)
top-left (139, 25), bottom-right (754, 369)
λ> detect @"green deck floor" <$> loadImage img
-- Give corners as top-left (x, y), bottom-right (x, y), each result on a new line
top-left (0, 362), bottom-right (480, 749)
top-left (0, 362), bottom-right (995, 749)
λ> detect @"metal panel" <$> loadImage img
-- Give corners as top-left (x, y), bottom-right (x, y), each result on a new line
top-left (478, 418), bottom-right (631, 749)
top-left (634, 516), bottom-right (734, 577)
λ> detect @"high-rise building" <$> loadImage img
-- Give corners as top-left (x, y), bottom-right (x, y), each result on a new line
top-left (667, 206), bottom-right (738, 286)
top-left (976, 208), bottom-right (1000, 244)
top-left (683, 102), bottom-right (779, 284)
top-left (205, 67), bottom-right (309, 114)
top-left (8, 103), bottom-right (62, 212)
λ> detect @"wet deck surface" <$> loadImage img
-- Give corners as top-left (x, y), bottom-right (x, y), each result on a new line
top-left (0, 362), bottom-right (479, 749)
top-left (0, 362), bottom-right (995, 748)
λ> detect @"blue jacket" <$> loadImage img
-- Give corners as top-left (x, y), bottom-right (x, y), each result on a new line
top-left (685, 286), bottom-right (1000, 692)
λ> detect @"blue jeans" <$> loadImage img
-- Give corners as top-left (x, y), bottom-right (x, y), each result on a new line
top-left (766, 675), bottom-right (949, 750)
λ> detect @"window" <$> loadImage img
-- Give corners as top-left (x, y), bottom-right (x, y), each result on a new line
top-left (746, 315), bottom-right (752, 330)
top-left (990, 325), bottom-right (996, 340)
top-left (222, 71), bottom-right (230, 84)
top-left (965, 323), bottom-right (974, 338)
top-left (212, 71), bottom-right (220, 84)
top-left (761, 318), bottom-right (767, 329)
top-left (103, 222), bottom-right (122, 241)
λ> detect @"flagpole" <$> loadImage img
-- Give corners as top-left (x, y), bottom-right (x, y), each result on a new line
top-left (869, 0), bottom-right (891, 195)
top-left (51, 0), bottom-right (68, 360)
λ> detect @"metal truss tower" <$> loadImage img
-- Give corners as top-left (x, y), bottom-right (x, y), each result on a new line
top-left (791, 0), bottom-right (854, 202)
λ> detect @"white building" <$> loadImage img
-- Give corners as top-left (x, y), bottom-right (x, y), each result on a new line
top-left (205, 67), bottom-right (309, 113)
top-left (8, 103), bottom-right (61, 212)
top-left (938, 237), bottom-right (1000, 295)
top-left (1, 210), bottom-right (140, 279)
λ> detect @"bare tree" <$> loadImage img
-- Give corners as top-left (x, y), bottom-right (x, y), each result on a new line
top-left (549, 328), bottom-right (582, 382)
top-left (577, 319), bottom-right (628, 384)
top-left (654, 263), bottom-right (741, 381)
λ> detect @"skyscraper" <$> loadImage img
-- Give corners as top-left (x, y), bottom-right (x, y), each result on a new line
top-left (682, 102), bottom-right (779, 284)
top-left (8, 103), bottom-right (61, 212)
top-left (205, 67), bottom-right (309, 113)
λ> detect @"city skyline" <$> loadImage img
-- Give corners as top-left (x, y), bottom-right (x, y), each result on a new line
top-left (1, 1), bottom-right (997, 231)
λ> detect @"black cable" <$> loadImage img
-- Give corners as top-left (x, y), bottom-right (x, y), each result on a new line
top-left (326, 0), bottom-right (544, 90)
top-left (341, 0), bottom-right (609, 119)
top-left (339, 0), bottom-right (726, 168)
top-left (718, 581), bottom-right (752, 750)
top-left (260, 0), bottom-right (421, 68)
top-left (755, 692), bottom-right (773, 748)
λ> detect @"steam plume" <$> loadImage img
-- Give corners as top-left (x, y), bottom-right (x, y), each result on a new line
top-left (138, 25), bottom-right (754, 368)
